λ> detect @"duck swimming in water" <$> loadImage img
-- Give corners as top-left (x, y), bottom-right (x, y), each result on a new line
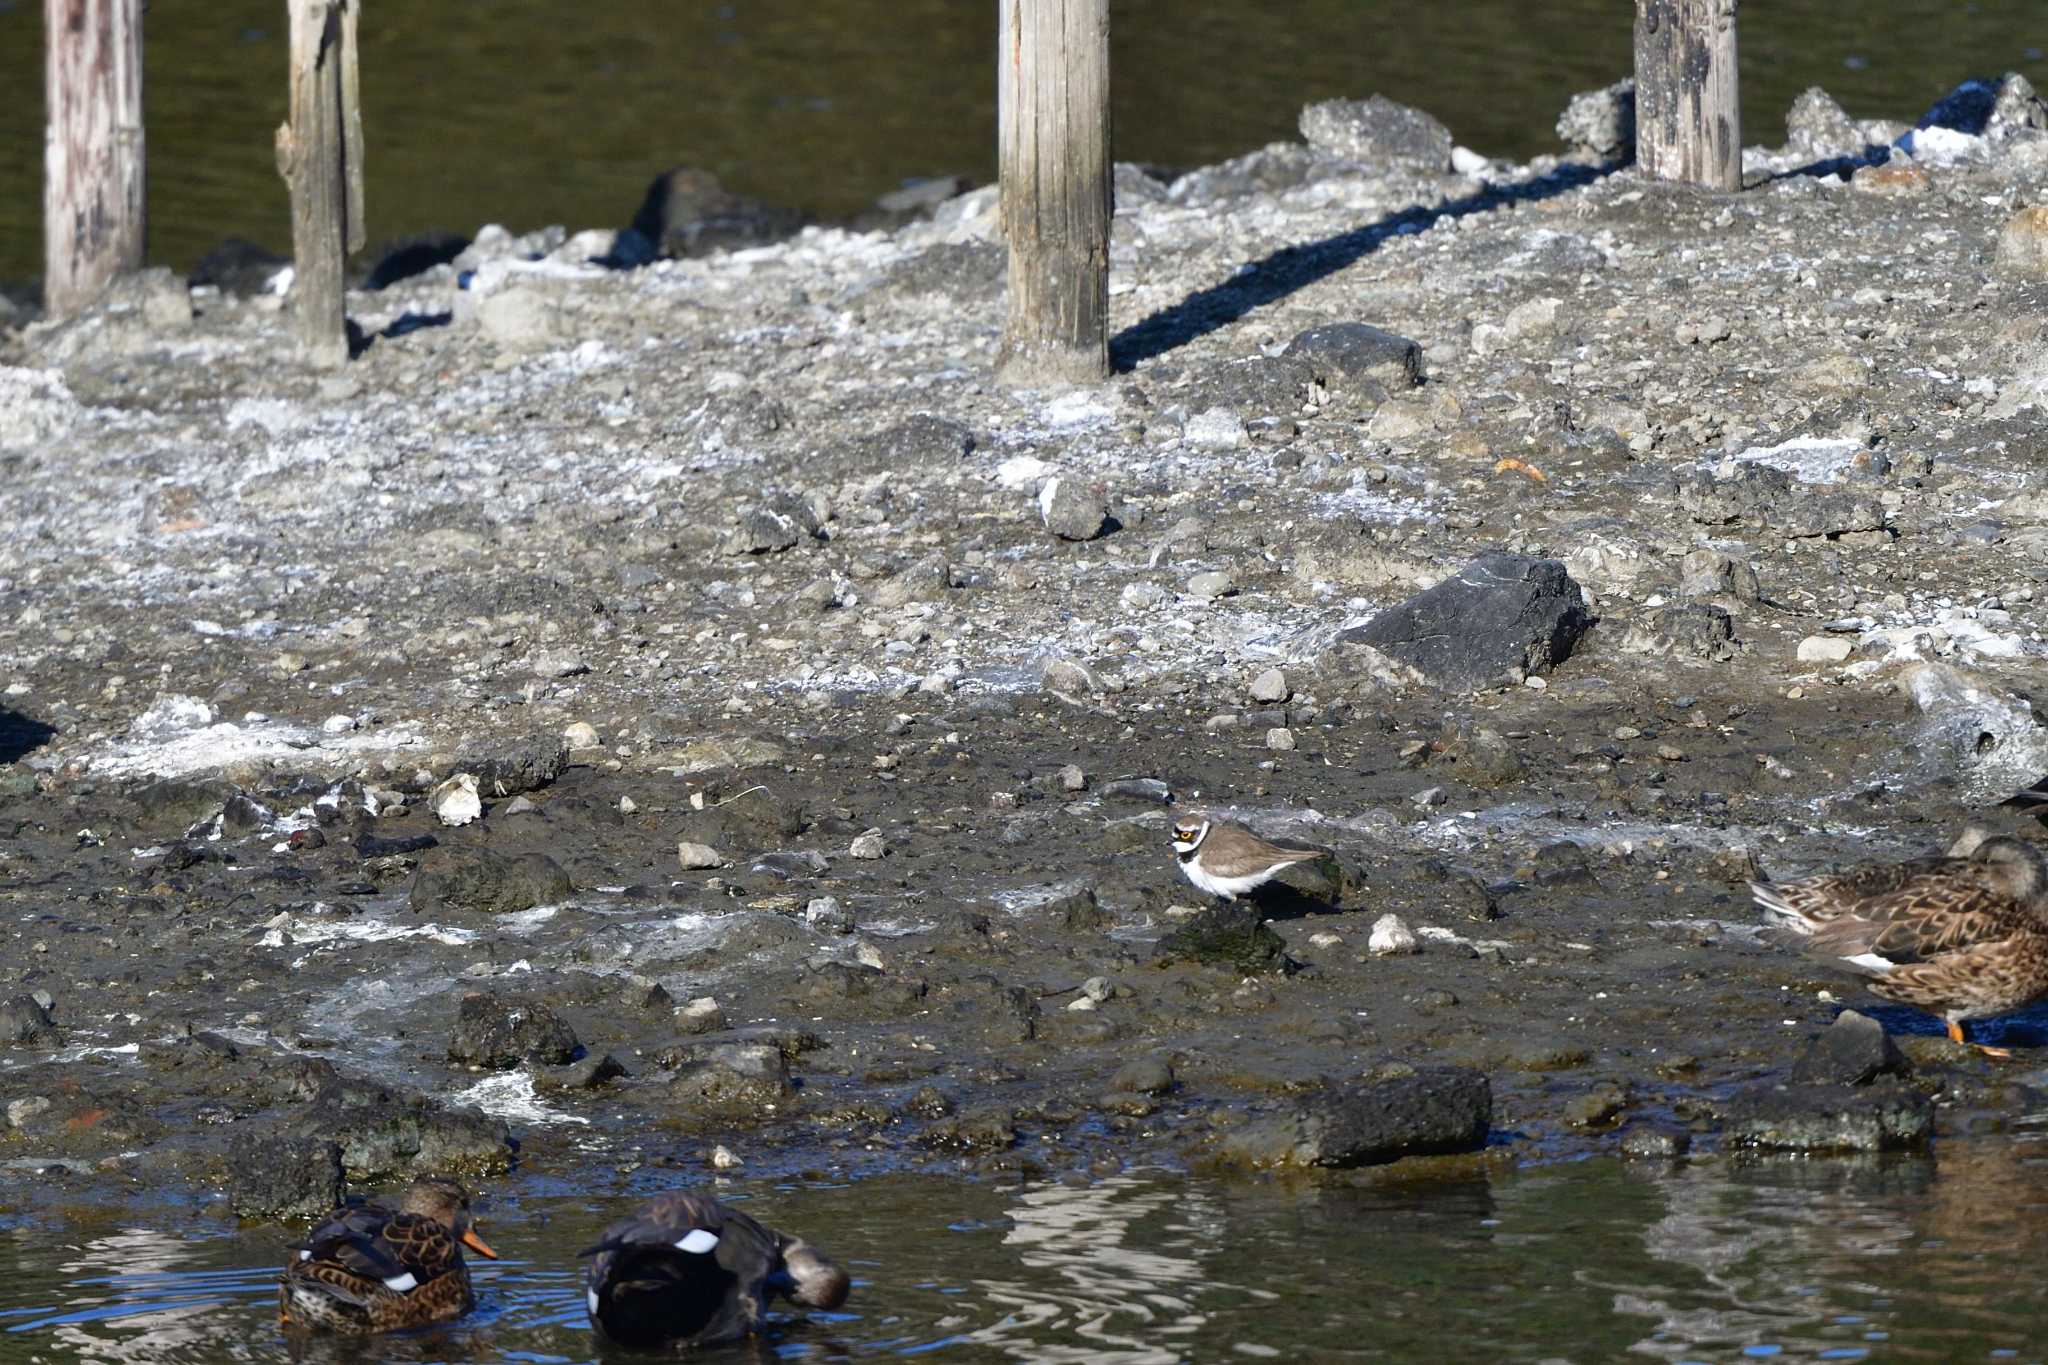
top-left (581, 1191), bottom-right (849, 1350)
top-left (279, 1175), bottom-right (498, 1333)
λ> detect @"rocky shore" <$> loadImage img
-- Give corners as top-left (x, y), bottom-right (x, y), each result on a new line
top-left (7, 74), bottom-right (2048, 1224)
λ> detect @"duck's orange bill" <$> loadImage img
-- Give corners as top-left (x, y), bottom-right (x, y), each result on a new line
top-left (461, 1228), bottom-right (500, 1260)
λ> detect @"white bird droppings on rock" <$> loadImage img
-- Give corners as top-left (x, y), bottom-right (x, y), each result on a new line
top-left (849, 829), bottom-right (887, 860)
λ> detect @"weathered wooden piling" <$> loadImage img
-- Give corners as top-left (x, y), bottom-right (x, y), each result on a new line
top-left (996, 0), bottom-right (1112, 386)
top-left (1633, 0), bottom-right (1741, 191)
top-left (43, 0), bottom-right (146, 319)
top-left (275, 0), bottom-right (365, 367)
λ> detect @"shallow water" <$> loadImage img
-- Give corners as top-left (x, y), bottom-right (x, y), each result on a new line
top-left (0, 0), bottom-right (2044, 283)
top-left (5, 1153), bottom-right (2048, 1363)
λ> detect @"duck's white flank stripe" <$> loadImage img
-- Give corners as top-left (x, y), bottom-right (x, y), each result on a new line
top-left (674, 1229), bottom-right (720, 1254)
top-left (381, 1272), bottom-right (419, 1293)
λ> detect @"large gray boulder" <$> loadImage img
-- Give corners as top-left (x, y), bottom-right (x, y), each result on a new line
top-left (1219, 1067), bottom-right (1491, 1168)
top-left (1299, 95), bottom-right (1453, 171)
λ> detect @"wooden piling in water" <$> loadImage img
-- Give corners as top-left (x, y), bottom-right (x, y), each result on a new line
top-left (43, 0), bottom-right (145, 319)
top-left (275, 0), bottom-right (365, 367)
top-left (1633, 0), bottom-right (1741, 191)
top-left (996, 0), bottom-right (1111, 386)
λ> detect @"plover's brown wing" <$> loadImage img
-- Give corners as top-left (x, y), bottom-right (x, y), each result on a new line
top-left (1197, 823), bottom-right (1326, 878)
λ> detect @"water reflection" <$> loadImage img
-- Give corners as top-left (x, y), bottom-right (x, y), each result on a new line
top-left (966, 1176), bottom-right (1219, 1362)
top-left (1607, 1145), bottom-right (2048, 1362)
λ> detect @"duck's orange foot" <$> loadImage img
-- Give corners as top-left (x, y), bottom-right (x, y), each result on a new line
top-left (1948, 1020), bottom-right (2017, 1058)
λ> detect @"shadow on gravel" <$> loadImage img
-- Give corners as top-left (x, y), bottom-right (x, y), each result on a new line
top-left (1110, 158), bottom-right (1623, 371)
top-left (0, 708), bottom-right (55, 764)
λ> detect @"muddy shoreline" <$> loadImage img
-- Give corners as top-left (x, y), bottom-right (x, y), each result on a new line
top-left (8, 78), bottom-right (2048, 1232)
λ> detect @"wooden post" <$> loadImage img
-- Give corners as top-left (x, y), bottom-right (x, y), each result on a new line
top-left (996, 0), bottom-right (1111, 386)
top-left (1634, 0), bottom-right (1741, 191)
top-left (275, 0), bottom-right (365, 367)
top-left (43, 0), bottom-right (145, 319)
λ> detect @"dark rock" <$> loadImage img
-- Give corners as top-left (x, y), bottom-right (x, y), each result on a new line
top-left (1299, 94), bottom-right (1453, 171)
top-left (1178, 355), bottom-right (1319, 418)
top-left (227, 1133), bottom-right (344, 1220)
top-left (0, 994), bottom-right (55, 1045)
top-left (1775, 492), bottom-right (1887, 539)
top-left (191, 237), bottom-right (291, 298)
top-left (1040, 476), bottom-right (1112, 541)
top-left (456, 734), bottom-right (569, 797)
top-left (1451, 728), bottom-right (1526, 787)
top-left (1564, 1081), bottom-right (1630, 1129)
top-left (1724, 1080), bottom-right (1932, 1151)
top-left (629, 166), bottom-right (805, 259)
top-left (1334, 553), bottom-right (1594, 690)
top-left (1047, 884), bottom-right (1111, 932)
top-left (128, 776), bottom-right (232, 837)
top-left (358, 231), bottom-right (471, 290)
top-left (284, 1074), bottom-right (512, 1180)
top-left (1678, 464), bottom-right (1790, 525)
top-left (1152, 904), bottom-right (1292, 973)
top-left (723, 493), bottom-right (823, 555)
top-left (855, 413), bottom-right (976, 464)
top-left (446, 991), bottom-right (581, 1069)
top-left (1556, 79), bottom-right (1636, 160)
top-left (1786, 87), bottom-right (1866, 160)
top-left (1170, 143), bottom-right (1320, 204)
top-left (1100, 777), bottom-right (1173, 804)
top-left (919, 1104), bottom-right (1016, 1152)
top-left (756, 849), bottom-right (832, 881)
top-left (534, 1052), bottom-right (627, 1092)
top-left (1109, 1055), bottom-right (1175, 1096)
top-left (355, 832), bottom-right (438, 858)
top-left (1989, 73), bottom-right (2048, 138)
top-left (668, 1042), bottom-right (794, 1117)
top-left (1531, 841), bottom-right (1598, 887)
top-left (1790, 1009), bottom-right (1910, 1087)
top-left (411, 846), bottom-right (573, 914)
top-left (696, 784), bottom-right (806, 852)
top-left (1616, 603), bottom-right (1738, 661)
top-left (1619, 1125), bottom-right (1691, 1159)
top-left (1218, 1067), bottom-right (1491, 1168)
top-left (1282, 322), bottom-right (1423, 394)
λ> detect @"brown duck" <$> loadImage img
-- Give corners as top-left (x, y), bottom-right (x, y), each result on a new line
top-left (279, 1176), bottom-right (499, 1333)
top-left (581, 1192), bottom-right (849, 1350)
top-left (1753, 834), bottom-right (2048, 1057)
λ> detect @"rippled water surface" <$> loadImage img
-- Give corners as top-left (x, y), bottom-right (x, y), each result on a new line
top-left (0, 1), bottom-right (2044, 281)
top-left (5, 1153), bottom-right (2048, 1363)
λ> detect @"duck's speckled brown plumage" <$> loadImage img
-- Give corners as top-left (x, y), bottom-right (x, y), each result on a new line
top-left (1753, 835), bottom-right (2048, 1043)
top-left (582, 1191), bottom-right (849, 1351)
top-left (279, 1177), bottom-right (496, 1334)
